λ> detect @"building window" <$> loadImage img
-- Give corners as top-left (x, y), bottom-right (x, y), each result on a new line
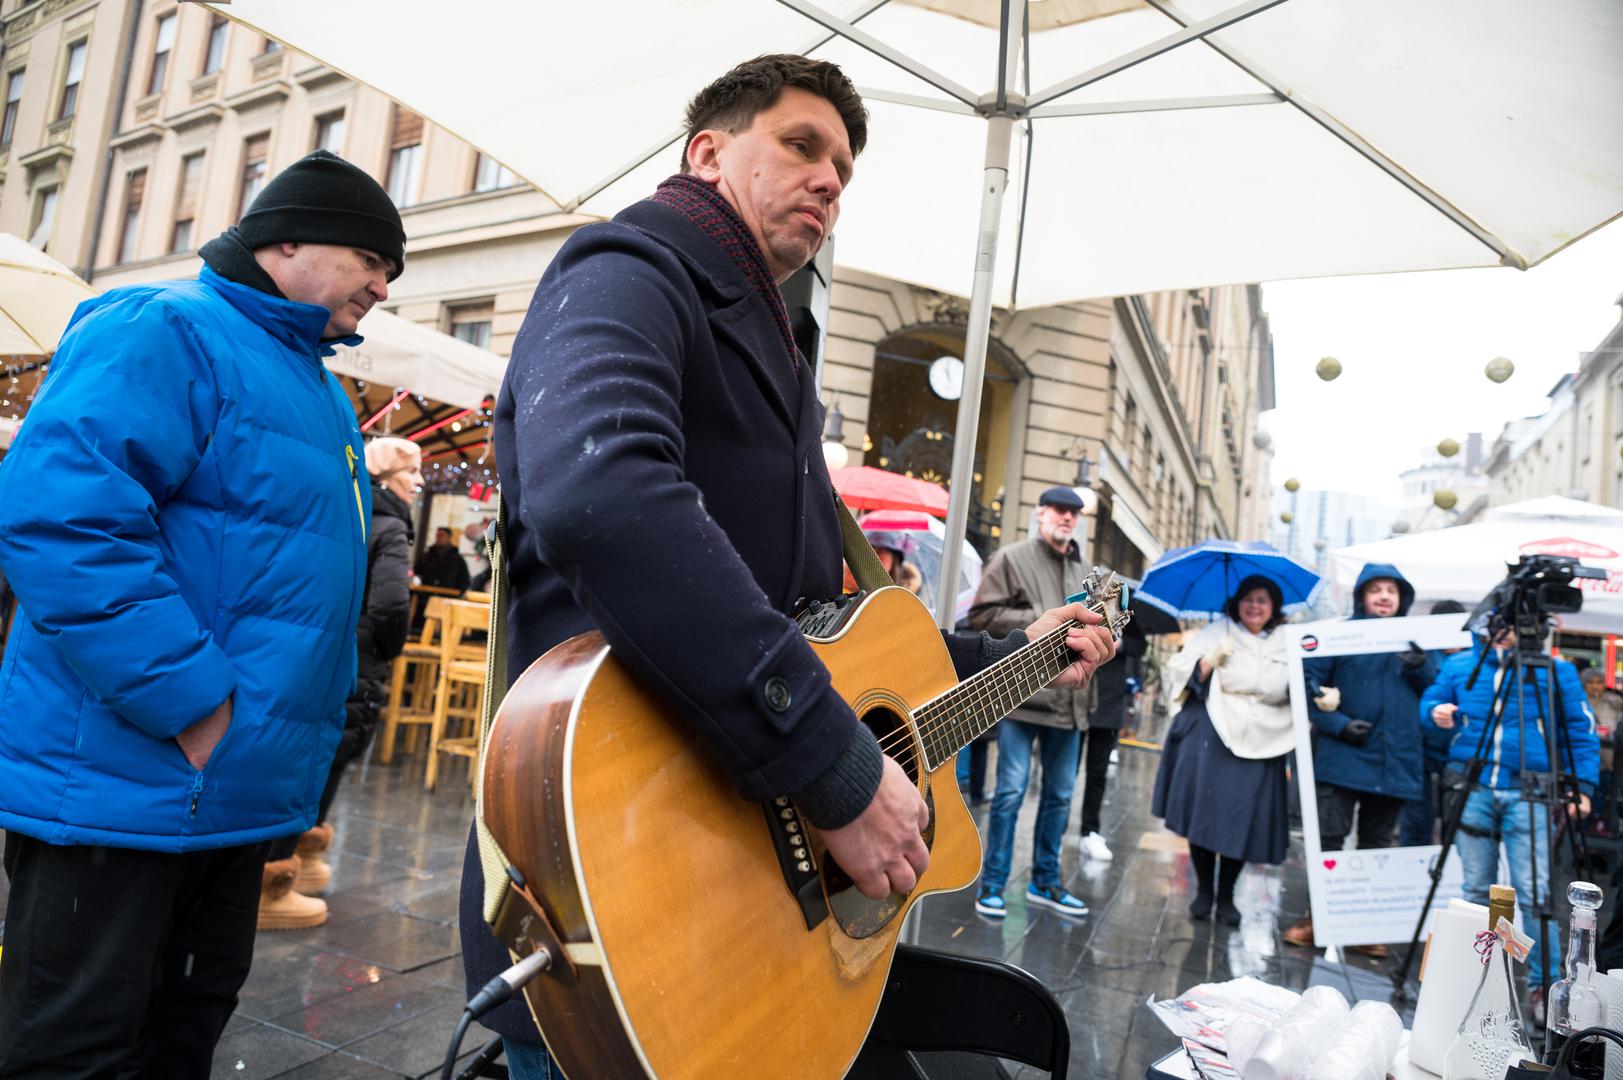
top-left (171, 151), bottom-right (204, 252)
top-left (1121, 395), bottom-right (1137, 465)
top-left (147, 12), bottom-right (177, 95)
top-left (386, 106), bottom-right (422, 208)
top-left (238, 132), bottom-right (269, 216)
top-left (28, 186), bottom-right (58, 249)
top-left (313, 110), bottom-right (345, 154)
top-left (57, 40), bottom-right (87, 121)
top-left (202, 14), bottom-right (228, 75)
top-left (259, 37), bottom-right (281, 54)
top-left (117, 168), bottom-right (147, 262)
top-left (472, 153), bottom-right (516, 193)
top-left (449, 301), bottom-right (494, 349)
top-left (1, 69), bottom-right (23, 145)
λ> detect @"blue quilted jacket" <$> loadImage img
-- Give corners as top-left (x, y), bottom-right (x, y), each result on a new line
top-left (0, 267), bottom-right (369, 851)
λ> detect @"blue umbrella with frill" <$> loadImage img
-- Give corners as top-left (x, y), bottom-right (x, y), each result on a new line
top-left (1138, 539), bottom-right (1322, 622)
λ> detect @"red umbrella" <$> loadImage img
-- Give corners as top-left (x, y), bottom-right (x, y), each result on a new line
top-left (828, 466), bottom-right (949, 517)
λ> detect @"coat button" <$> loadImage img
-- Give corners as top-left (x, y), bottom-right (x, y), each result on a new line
top-left (764, 676), bottom-right (793, 713)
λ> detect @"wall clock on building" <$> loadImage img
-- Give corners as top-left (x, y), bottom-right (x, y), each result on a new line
top-left (928, 355), bottom-right (964, 401)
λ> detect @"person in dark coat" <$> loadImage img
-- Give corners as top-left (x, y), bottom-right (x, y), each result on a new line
top-left (461, 55), bottom-right (1119, 1078)
top-left (1076, 611), bottom-right (1146, 861)
top-left (1152, 576), bottom-right (1294, 925)
top-left (273, 437), bottom-right (422, 916)
top-left (414, 526), bottom-right (470, 592)
top-left (1284, 561), bottom-right (1435, 954)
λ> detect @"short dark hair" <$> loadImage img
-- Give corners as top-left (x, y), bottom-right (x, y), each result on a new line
top-left (1225, 574), bottom-right (1287, 632)
top-left (679, 54), bottom-right (867, 173)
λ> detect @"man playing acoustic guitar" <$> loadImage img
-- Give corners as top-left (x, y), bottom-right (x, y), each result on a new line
top-left (460, 55), bottom-right (1118, 1078)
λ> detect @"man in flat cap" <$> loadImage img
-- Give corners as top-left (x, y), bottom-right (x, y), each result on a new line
top-left (0, 149), bottom-right (404, 1077)
top-left (966, 486), bottom-right (1100, 921)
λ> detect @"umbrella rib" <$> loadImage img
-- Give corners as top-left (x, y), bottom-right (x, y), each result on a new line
top-left (856, 88), bottom-right (977, 116)
top-left (570, 0), bottom-right (898, 210)
top-left (1026, 0), bottom-right (1293, 110)
top-left (1029, 92), bottom-right (1281, 119)
top-left (772, 0), bottom-right (980, 107)
top-left (1145, 0), bottom-right (1525, 268)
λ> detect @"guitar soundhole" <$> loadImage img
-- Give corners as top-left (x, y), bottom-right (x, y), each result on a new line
top-left (820, 705), bottom-right (936, 939)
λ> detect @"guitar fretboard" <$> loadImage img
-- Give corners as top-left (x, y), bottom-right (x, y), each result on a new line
top-left (912, 621), bottom-right (1081, 773)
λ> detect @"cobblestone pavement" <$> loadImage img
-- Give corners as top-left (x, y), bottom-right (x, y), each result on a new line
top-left (1, 740), bottom-right (1408, 1079)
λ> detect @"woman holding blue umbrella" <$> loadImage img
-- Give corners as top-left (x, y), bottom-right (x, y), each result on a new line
top-left (1151, 574), bottom-right (1297, 926)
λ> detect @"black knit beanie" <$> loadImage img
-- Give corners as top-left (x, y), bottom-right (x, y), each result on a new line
top-left (235, 150), bottom-right (405, 281)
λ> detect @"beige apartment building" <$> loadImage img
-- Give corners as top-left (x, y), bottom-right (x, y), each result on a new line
top-left (1, 0), bottom-right (1274, 568)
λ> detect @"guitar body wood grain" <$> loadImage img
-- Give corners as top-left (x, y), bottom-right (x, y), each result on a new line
top-left (482, 586), bottom-right (978, 1079)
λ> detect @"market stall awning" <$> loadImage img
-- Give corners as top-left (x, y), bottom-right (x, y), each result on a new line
top-left (327, 308), bottom-right (507, 412)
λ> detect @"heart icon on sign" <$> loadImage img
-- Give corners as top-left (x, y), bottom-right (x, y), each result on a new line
top-left (1323, 859), bottom-right (1337, 871)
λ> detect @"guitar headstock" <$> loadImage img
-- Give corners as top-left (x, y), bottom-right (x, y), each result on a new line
top-left (1066, 570), bottom-right (1133, 641)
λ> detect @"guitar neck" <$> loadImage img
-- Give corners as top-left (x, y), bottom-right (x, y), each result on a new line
top-left (911, 621), bottom-right (1084, 773)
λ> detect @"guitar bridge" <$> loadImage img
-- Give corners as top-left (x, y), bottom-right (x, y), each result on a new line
top-left (761, 796), bottom-right (828, 930)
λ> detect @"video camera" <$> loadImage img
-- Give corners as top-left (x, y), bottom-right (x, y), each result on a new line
top-left (1466, 553), bottom-right (1607, 646)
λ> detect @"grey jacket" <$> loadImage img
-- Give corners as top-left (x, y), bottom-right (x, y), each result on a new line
top-left (965, 534), bottom-right (1092, 730)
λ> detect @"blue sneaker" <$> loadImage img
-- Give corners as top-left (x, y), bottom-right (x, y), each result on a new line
top-left (1027, 883), bottom-right (1089, 917)
top-left (974, 887), bottom-right (1006, 919)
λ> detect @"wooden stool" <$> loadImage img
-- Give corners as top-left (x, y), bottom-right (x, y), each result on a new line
top-left (377, 598), bottom-right (447, 764)
top-left (426, 599), bottom-right (490, 791)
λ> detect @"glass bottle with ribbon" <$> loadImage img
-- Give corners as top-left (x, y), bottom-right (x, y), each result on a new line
top-left (1443, 884), bottom-right (1535, 1080)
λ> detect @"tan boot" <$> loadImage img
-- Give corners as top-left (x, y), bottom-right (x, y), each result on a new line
top-left (259, 856), bottom-right (328, 931)
top-left (1282, 916), bottom-right (1316, 948)
top-left (294, 822), bottom-right (334, 895)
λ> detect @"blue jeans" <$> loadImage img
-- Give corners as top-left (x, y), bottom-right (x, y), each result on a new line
top-left (980, 719), bottom-right (1081, 893)
top-left (1456, 786), bottom-right (1559, 990)
top-left (503, 1038), bottom-right (557, 1080)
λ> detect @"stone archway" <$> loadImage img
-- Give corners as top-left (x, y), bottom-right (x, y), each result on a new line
top-left (864, 324), bottom-right (1022, 558)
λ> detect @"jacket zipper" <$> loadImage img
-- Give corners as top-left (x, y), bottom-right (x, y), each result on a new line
top-left (346, 444), bottom-right (367, 544)
top-left (189, 772), bottom-right (206, 819)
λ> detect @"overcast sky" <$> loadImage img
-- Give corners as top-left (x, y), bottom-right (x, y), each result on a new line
top-left (1260, 218), bottom-right (1623, 505)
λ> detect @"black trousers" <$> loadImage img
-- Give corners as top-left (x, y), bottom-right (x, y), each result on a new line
top-left (1078, 726), bottom-right (1119, 836)
top-left (1315, 782), bottom-right (1405, 851)
top-left (0, 832), bottom-right (269, 1079)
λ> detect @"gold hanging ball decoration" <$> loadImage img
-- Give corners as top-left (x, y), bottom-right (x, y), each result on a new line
top-left (1284, 477), bottom-right (1301, 493)
top-left (1315, 356), bottom-right (1343, 382)
top-left (1433, 489), bottom-right (1458, 511)
top-left (1437, 437), bottom-right (1460, 458)
top-left (1485, 357), bottom-right (1515, 384)
top-left (1280, 511), bottom-right (1294, 524)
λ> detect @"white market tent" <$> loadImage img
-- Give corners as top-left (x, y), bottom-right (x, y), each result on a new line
top-left (1330, 496), bottom-right (1623, 635)
top-left (327, 308), bottom-right (507, 412)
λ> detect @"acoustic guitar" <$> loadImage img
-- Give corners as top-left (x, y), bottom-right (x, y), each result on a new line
top-left (481, 574), bottom-right (1130, 1079)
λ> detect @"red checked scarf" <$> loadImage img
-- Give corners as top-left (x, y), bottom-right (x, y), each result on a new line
top-left (648, 173), bottom-right (799, 370)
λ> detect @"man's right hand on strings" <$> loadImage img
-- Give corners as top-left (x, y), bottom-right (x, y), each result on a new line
top-left (818, 755), bottom-right (930, 900)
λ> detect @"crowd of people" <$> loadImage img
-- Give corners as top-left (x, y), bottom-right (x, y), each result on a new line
top-left (0, 45), bottom-right (1610, 1079)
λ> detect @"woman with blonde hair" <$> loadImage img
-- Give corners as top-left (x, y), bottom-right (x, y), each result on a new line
top-left (1151, 574), bottom-right (1293, 925)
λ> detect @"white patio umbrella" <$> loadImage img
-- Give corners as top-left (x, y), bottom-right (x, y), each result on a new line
top-left (205, 0), bottom-right (1623, 625)
top-left (326, 308), bottom-right (508, 411)
top-left (1330, 496), bottom-right (1623, 635)
top-left (0, 233), bottom-right (97, 358)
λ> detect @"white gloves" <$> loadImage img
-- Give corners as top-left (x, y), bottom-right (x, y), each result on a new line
top-left (1314, 685), bottom-right (1341, 712)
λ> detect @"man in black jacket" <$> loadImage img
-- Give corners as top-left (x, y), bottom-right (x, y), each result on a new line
top-left (461, 55), bottom-right (1117, 1076)
top-left (413, 526), bottom-right (469, 592)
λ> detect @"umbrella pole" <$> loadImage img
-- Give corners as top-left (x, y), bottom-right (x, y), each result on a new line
top-left (935, 107), bottom-right (1016, 629)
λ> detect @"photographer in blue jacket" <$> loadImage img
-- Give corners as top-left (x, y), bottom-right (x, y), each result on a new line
top-left (0, 150), bottom-right (401, 1078)
top-left (1421, 626), bottom-right (1599, 1023)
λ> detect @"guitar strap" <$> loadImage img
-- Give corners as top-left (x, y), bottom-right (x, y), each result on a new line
top-left (475, 495), bottom-right (512, 925)
top-left (836, 493), bottom-right (892, 594)
top-left (474, 490), bottom-right (890, 926)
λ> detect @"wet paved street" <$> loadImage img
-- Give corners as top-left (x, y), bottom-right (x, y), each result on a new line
top-left (0, 739), bottom-right (1403, 1079)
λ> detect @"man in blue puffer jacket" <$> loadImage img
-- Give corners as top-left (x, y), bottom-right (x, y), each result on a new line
top-left (0, 150), bottom-right (401, 1078)
top-left (1421, 628), bottom-right (1599, 1017)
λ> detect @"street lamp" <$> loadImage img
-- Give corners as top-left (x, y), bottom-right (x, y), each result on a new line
top-left (1073, 449), bottom-right (1093, 488)
top-left (821, 398), bottom-right (849, 471)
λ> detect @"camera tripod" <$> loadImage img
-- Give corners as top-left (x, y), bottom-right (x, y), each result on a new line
top-left (1391, 631), bottom-right (1593, 1054)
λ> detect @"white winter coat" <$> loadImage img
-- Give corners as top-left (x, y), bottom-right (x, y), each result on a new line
top-left (1164, 618), bottom-right (1294, 760)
